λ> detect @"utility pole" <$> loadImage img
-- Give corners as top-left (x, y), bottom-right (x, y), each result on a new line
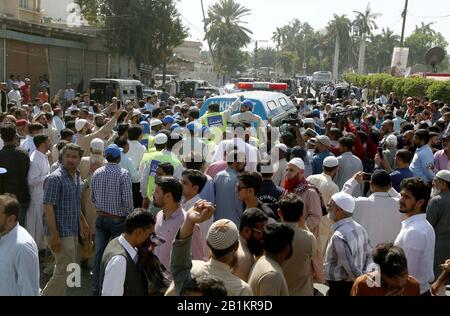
top-left (254, 41), bottom-right (258, 78)
top-left (400, 0), bottom-right (409, 46)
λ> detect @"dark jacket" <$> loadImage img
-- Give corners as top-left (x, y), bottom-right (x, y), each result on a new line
top-left (0, 144), bottom-right (30, 203)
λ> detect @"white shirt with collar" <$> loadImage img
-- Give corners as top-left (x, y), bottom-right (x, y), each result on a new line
top-left (343, 178), bottom-right (404, 247)
top-left (127, 140), bottom-right (146, 172)
top-left (394, 213), bottom-right (435, 294)
top-left (101, 235), bottom-right (138, 296)
top-left (0, 223), bottom-right (40, 296)
top-left (20, 136), bottom-right (36, 155)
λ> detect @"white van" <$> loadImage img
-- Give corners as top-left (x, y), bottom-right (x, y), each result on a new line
top-left (312, 71), bottom-right (333, 87)
top-left (89, 79), bottom-right (144, 103)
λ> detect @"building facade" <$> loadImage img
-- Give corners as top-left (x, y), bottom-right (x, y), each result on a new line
top-left (0, 0), bottom-right (137, 98)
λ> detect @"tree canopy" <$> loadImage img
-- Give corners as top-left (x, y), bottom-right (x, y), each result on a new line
top-left (75, 0), bottom-right (188, 70)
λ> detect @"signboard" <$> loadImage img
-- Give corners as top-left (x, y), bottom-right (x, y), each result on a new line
top-left (391, 47), bottom-right (410, 77)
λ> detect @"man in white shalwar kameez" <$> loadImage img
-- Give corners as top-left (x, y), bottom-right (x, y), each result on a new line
top-left (26, 134), bottom-right (51, 250)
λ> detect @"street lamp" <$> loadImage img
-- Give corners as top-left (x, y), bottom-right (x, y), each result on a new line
top-left (254, 40), bottom-right (269, 78)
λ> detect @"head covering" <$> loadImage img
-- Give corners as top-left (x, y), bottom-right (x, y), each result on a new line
top-left (53, 108), bottom-right (62, 115)
top-left (316, 135), bottom-right (331, 147)
top-left (140, 121), bottom-right (150, 134)
top-left (323, 156), bottom-right (339, 168)
top-left (15, 119), bottom-right (28, 127)
top-left (154, 133), bottom-right (168, 145)
top-left (273, 143), bottom-right (288, 153)
top-left (32, 112), bottom-right (45, 122)
top-left (288, 146), bottom-right (307, 160)
top-left (386, 135), bottom-right (398, 146)
top-left (241, 100), bottom-right (254, 110)
top-left (150, 119), bottom-right (163, 128)
top-left (371, 169), bottom-right (392, 187)
top-left (303, 118), bottom-right (315, 125)
top-left (312, 109), bottom-right (320, 117)
top-left (90, 138), bottom-right (105, 153)
top-left (186, 122), bottom-right (201, 132)
top-left (436, 170), bottom-right (450, 182)
top-left (288, 158), bottom-right (305, 171)
top-left (207, 219), bottom-right (239, 251)
top-left (0, 168), bottom-right (7, 175)
top-left (331, 192), bottom-right (355, 214)
top-left (104, 144), bottom-right (122, 159)
top-left (304, 128), bottom-right (318, 138)
top-left (75, 119), bottom-right (88, 132)
top-left (162, 116), bottom-right (175, 125)
top-left (132, 109), bottom-right (141, 117)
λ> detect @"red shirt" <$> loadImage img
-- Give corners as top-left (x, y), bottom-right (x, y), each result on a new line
top-left (345, 122), bottom-right (365, 159)
top-left (21, 84), bottom-right (31, 104)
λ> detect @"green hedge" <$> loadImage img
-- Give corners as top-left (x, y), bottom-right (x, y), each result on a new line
top-left (342, 73), bottom-right (450, 103)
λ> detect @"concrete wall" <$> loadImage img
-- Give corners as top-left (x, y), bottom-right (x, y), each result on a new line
top-left (0, 0), bottom-right (20, 18)
top-left (6, 39), bottom-right (48, 97)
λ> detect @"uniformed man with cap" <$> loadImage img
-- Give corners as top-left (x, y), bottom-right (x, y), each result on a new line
top-left (140, 133), bottom-right (182, 209)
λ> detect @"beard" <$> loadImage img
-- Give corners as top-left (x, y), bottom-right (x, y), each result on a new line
top-left (398, 203), bottom-right (411, 214)
top-left (327, 210), bottom-right (336, 222)
top-left (431, 187), bottom-right (441, 198)
top-left (247, 236), bottom-right (264, 257)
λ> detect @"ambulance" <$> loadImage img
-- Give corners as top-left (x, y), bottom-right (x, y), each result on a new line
top-left (200, 82), bottom-right (298, 127)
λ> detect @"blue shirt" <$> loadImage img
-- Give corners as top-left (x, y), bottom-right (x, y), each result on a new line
top-left (199, 175), bottom-right (215, 204)
top-left (410, 145), bottom-right (435, 183)
top-left (90, 163), bottom-right (134, 217)
top-left (43, 167), bottom-right (82, 238)
top-left (257, 180), bottom-right (285, 215)
top-left (311, 150), bottom-right (334, 175)
top-left (214, 168), bottom-right (243, 227)
top-left (390, 168), bottom-right (414, 192)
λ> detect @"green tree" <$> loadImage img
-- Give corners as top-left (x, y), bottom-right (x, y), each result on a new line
top-left (75, 0), bottom-right (187, 71)
top-left (328, 14), bottom-right (352, 80)
top-left (405, 22), bottom-right (449, 70)
top-left (366, 28), bottom-right (400, 73)
top-left (205, 0), bottom-right (253, 79)
top-left (353, 3), bottom-right (381, 74)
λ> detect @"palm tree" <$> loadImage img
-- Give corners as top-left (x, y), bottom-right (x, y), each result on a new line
top-left (353, 3), bottom-right (381, 74)
top-left (328, 14), bottom-right (352, 79)
top-left (205, 0), bottom-right (252, 78)
top-left (381, 28), bottom-right (400, 70)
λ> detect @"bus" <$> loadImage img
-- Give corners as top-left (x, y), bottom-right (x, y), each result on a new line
top-left (312, 71), bottom-right (333, 88)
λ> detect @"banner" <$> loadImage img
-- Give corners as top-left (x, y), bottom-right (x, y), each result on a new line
top-left (390, 47), bottom-right (410, 77)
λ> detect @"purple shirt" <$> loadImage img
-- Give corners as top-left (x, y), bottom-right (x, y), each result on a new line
top-left (154, 207), bottom-right (186, 272)
top-left (434, 149), bottom-right (450, 172)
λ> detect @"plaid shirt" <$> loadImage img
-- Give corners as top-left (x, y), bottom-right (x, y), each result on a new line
top-left (324, 218), bottom-right (373, 282)
top-left (43, 167), bottom-right (82, 238)
top-left (90, 163), bottom-right (133, 217)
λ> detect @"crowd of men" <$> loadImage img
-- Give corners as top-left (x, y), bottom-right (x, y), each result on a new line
top-left (0, 78), bottom-right (450, 297)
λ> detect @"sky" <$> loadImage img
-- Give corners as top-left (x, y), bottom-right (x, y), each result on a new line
top-left (176, 0), bottom-right (450, 50)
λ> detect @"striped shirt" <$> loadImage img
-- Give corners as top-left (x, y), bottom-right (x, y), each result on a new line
top-left (90, 163), bottom-right (133, 217)
top-left (43, 167), bottom-right (82, 238)
top-left (324, 218), bottom-right (373, 282)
